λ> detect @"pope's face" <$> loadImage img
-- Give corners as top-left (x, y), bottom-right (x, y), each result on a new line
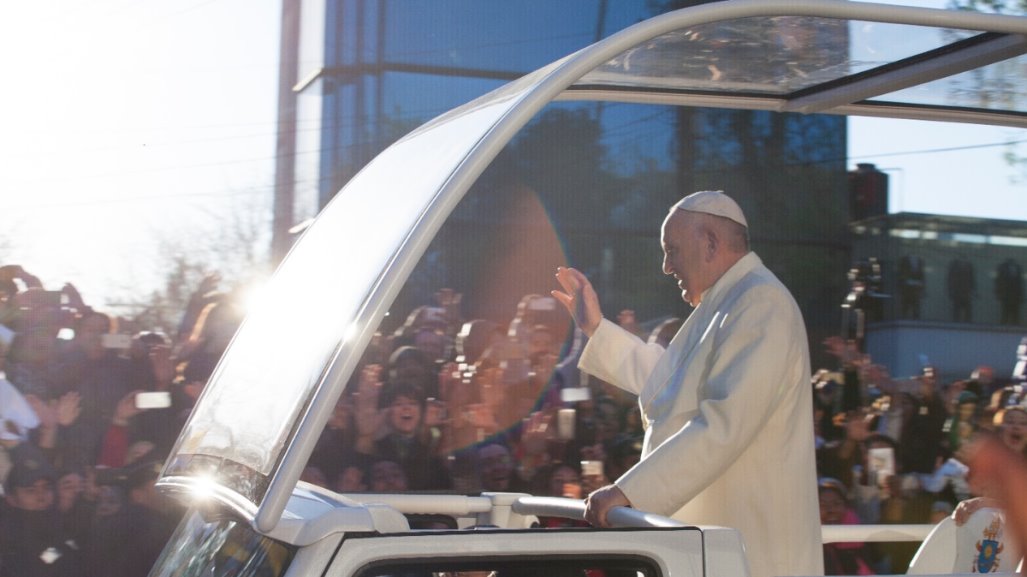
top-left (661, 211), bottom-right (706, 306)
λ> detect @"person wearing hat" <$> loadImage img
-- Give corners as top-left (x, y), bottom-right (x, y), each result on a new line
top-left (0, 445), bottom-right (84, 576)
top-left (819, 477), bottom-right (877, 575)
top-left (553, 191), bottom-right (822, 577)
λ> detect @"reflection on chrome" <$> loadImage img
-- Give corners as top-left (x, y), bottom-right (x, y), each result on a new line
top-left (343, 321), bottom-right (359, 343)
top-left (164, 454), bottom-right (271, 507)
top-left (191, 474), bottom-right (219, 501)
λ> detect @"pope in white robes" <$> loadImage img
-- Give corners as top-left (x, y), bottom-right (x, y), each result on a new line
top-left (553, 191), bottom-right (823, 577)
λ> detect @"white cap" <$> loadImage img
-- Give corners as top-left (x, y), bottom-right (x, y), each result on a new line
top-left (674, 190), bottom-right (747, 228)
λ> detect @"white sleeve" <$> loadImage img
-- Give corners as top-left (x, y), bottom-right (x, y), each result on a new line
top-left (578, 318), bottom-right (665, 396)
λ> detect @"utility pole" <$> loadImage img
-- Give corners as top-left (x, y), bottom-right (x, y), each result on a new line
top-left (272, 0), bottom-right (301, 265)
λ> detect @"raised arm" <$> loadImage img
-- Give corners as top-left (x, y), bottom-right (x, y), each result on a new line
top-left (552, 267), bottom-right (603, 337)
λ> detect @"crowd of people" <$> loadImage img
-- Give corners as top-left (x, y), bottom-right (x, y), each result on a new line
top-left (0, 265), bottom-right (243, 576)
top-left (2, 258), bottom-right (1027, 575)
top-left (301, 288), bottom-right (647, 512)
top-left (814, 336), bottom-right (1027, 574)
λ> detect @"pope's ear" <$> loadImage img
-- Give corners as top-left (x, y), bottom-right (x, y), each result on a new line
top-left (704, 229), bottom-right (718, 259)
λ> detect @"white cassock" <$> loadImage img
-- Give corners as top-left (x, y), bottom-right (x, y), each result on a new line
top-left (579, 252), bottom-right (823, 577)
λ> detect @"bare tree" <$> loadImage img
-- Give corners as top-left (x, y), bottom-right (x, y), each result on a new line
top-left (119, 200), bottom-right (273, 334)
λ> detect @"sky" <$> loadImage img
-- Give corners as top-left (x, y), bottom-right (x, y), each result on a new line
top-left (849, 118), bottom-right (1027, 218)
top-left (1, 0), bottom-right (1025, 314)
top-left (847, 1), bottom-right (1027, 218)
top-left (0, 0), bottom-right (281, 311)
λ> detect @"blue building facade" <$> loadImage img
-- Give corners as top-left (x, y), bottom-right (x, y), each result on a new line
top-left (274, 0), bottom-right (852, 353)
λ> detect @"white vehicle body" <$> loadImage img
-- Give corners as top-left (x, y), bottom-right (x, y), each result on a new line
top-left (152, 1), bottom-right (1027, 576)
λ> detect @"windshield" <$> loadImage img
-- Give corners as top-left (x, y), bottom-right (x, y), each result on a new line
top-left (164, 73), bottom-right (538, 509)
top-left (148, 511), bottom-right (295, 577)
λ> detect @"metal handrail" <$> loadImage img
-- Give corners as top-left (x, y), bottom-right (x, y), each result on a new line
top-left (513, 496), bottom-right (684, 528)
top-left (341, 492), bottom-right (937, 542)
top-left (822, 523), bottom-right (934, 544)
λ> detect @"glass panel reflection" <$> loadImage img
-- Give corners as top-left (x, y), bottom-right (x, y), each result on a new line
top-left (383, 0), bottom-right (603, 73)
top-left (580, 17), bottom-right (852, 94)
top-left (878, 53), bottom-right (1027, 112)
top-left (577, 17), bottom-right (986, 98)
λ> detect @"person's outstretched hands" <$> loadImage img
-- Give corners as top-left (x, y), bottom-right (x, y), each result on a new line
top-left (61, 283), bottom-right (87, 311)
top-left (953, 496), bottom-right (999, 526)
top-left (198, 273), bottom-right (222, 296)
top-left (552, 267), bottom-right (602, 337)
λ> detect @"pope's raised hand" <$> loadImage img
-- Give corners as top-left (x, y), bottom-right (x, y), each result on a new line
top-left (552, 266), bottom-right (602, 337)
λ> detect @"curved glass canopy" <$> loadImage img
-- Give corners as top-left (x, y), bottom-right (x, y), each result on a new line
top-left (566, 1), bottom-right (1027, 126)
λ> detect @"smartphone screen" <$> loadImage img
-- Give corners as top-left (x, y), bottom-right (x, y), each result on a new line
top-left (101, 333), bottom-right (133, 350)
top-left (560, 387), bottom-right (591, 403)
top-left (135, 391), bottom-right (172, 410)
top-left (868, 447), bottom-right (895, 479)
top-left (557, 408), bottom-right (576, 440)
top-left (581, 460), bottom-right (604, 477)
top-left (528, 297), bottom-right (556, 311)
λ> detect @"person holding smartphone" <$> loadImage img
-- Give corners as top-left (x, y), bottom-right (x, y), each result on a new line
top-left (553, 191), bottom-right (822, 577)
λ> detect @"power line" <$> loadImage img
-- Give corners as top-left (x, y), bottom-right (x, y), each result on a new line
top-left (849, 137), bottom-right (1027, 160)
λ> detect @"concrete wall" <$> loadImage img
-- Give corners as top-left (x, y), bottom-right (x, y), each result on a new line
top-left (866, 320), bottom-right (1025, 382)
